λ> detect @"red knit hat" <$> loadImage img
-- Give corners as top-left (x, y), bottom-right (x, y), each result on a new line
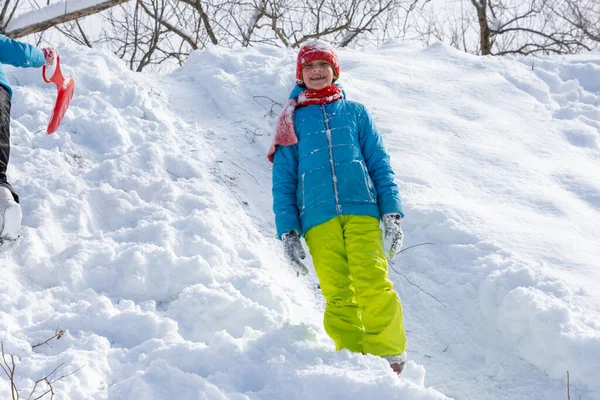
top-left (296, 40), bottom-right (340, 85)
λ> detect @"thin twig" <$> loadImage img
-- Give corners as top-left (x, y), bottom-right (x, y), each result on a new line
top-left (399, 242), bottom-right (436, 254)
top-left (50, 364), bottom-right (85, 385)
top-left (390, 242), bottom-right (446, 308)
top-left (28, 362), bottom-right (85, 400)
top-left (27, 362), bottom-right (65, 400)
top-left (31, 364), bottom-right (85, 400)
top-left (3, 338), bottom-right (84, 400)
top-left (230, 162), bottom-right (259, 184)
top-left (391, 264), bottom-right (446, 308)
top-left (252, 95), bottom-right (284, 117)
top-left (244, 127), bottom-right (263, 144)
top-left (32, 329), bottom-right (65, 349)
top-left (64, 153), bottom-right (84, 169)
top-left (2, 342), bottom-right (19, 400)
top-left (252, 95), bottom-right (284, 108)
top-left (166, 169), bottom-right (183, 179)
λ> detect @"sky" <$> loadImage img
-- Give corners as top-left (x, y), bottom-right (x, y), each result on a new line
top-left (0, 26), bottom-right (599, 400)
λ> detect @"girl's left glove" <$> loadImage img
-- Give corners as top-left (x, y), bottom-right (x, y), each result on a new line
top-left (383, 213), bottom-right (404, 260)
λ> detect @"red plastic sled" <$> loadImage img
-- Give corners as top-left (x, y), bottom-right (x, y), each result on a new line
top-left (42, 55), bottom-right (74, 134)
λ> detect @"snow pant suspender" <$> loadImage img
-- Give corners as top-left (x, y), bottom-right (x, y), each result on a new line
top-left (0, 85), bottom-right (17, 203)
top-left (305, 215), bottom-right (407, 357)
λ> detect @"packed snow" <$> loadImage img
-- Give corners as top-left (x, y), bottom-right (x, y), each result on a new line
top-left (0, 41), bottom-right (598, 400)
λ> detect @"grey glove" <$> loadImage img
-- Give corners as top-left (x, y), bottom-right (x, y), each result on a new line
top-left (281, 230), bottom-right (308, 276)
top-left (383, 213), bottom-right (404, 260)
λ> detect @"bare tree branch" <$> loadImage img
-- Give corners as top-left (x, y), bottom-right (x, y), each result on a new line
top-left (4, 0), bottom-right (130, 38)
top-left (32, 328), bottom-right (66, 349)
top-left (558, 0), bottom-right (600, 43)
top-left (0, 0), bottom-right (21, 30)
top-left (139, 0), bottom-right (198, 49)
top-left (1, 342), bottom-right (18, 400)
top-left (177, 0), bottom-right (218, 44)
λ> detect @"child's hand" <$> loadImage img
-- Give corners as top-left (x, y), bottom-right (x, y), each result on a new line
top-left (282, 230), bottom-right (308, 276)
top-left (383, 213), bottom-right (404, 260)
top-left (41, 46), bottom-right (57, 68)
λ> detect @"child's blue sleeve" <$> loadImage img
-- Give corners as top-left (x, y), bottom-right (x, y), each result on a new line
top-left (272, 144), bottom-right (302, 239)
top-left (358, 105), bottom-right (404, 218)
top-left (0, 34), bottom-right (45, 68)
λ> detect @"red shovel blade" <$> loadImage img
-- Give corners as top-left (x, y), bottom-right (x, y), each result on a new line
top-left (42, 55), bottom-right (75, 134)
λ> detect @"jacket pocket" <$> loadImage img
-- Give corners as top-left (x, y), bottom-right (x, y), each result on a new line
top-left (358, 161), bottom-right (377, 202)
top-left (336, 160), bottom-right (377, 205)
top-left (299, 169), bottom-right (331, 213)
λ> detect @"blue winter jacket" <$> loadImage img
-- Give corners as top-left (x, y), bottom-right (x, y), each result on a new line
top-left (272, 84), bottom-right (404, 239)
top-left (0, 34), bottom-right (45, 99)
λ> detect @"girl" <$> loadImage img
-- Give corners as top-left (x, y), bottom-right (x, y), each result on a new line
top-left (268, 40), bottom-right (407, 375)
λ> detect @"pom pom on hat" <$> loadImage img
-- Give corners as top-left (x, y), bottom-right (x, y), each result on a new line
top-left (296, 40), bottom-right (340, 84)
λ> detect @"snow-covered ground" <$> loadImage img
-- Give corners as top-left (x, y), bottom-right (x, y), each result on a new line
top-left (0, 42), bottom-right (598, 400)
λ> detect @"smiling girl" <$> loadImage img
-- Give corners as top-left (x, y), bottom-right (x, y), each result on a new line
top-left (267, 40), bottom-right (408, 375)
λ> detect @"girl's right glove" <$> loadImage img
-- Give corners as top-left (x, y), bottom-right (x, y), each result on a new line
top-left (281, 230), bottom-right (308, 276)
top-left (383, 213), bottom-right (404, 260)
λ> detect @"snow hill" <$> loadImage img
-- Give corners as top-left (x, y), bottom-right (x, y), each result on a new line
top-left (0, 42), bottom-right (598, 400)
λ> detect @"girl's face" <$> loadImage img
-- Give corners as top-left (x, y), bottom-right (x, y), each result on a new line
top-left (302, 60), bottom-right (335, 90)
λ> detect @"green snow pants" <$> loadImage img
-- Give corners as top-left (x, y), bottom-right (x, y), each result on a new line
top-left (305, 215), bottom-right (407, 357)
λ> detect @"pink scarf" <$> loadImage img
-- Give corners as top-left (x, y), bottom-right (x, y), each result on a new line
top-left (267, 85), bottom-right (343, 163)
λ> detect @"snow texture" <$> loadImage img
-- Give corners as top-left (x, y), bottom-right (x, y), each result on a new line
top-left (0, 41), bottom-right (598, 400)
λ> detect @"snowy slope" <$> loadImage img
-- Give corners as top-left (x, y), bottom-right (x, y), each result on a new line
top-left (0, 42), bottom-right (598, 400)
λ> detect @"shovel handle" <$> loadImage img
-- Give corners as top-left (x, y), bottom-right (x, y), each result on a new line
top-left (42, 55), bottom-right (64, 87)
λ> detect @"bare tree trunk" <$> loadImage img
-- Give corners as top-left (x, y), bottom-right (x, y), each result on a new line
top-left (471, 0), bottom-right (491, 55)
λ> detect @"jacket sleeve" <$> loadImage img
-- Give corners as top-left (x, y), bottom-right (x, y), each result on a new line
top-left (357, 104), bottom-right (404, 218)
top-left (0, 34), bottom-right (45, 68)
top-left (272, 144), bottom-right (302, 239)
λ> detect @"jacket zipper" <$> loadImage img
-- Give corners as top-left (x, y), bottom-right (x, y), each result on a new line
top-left (321, 104), bottom-right (342, 214)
